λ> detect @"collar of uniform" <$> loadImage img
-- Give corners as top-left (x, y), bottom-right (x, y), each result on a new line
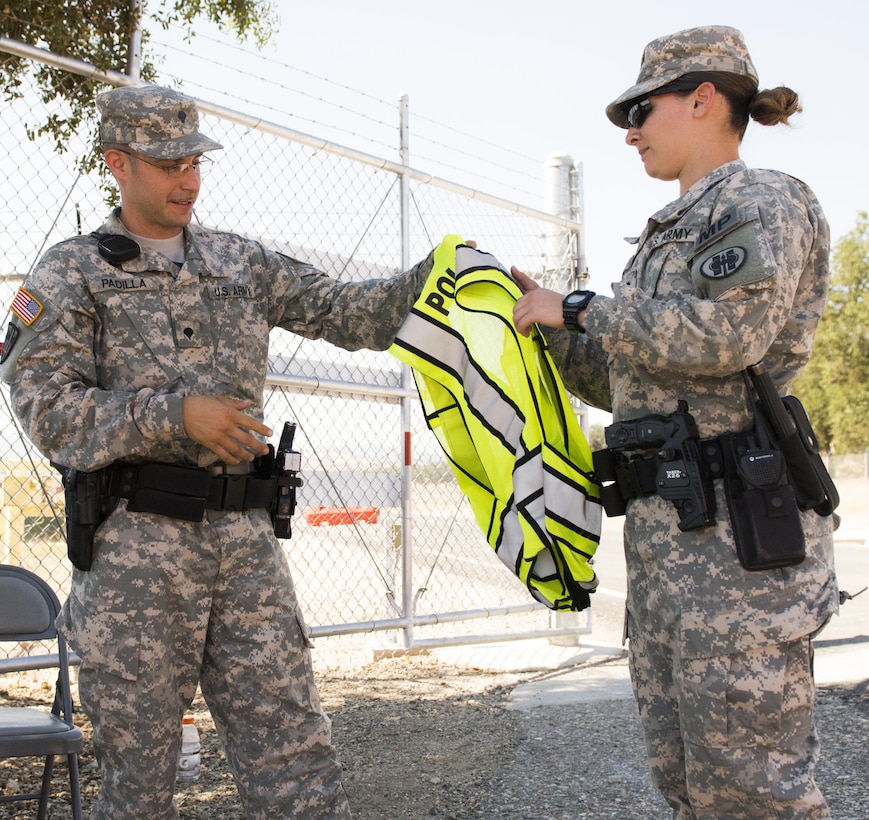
top-left (182, 222), bottom-right (220, 278)
top-left (100, 209), bottom-right (192, 275)
top-left (649, 160), bottom-right (748, 225)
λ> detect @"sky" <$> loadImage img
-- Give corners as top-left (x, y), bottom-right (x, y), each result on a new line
top-left (155, 0), bottom-right (869, 299)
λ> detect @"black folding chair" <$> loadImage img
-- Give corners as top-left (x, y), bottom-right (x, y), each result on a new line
top-left (0, 565), bottom-right (84, 819)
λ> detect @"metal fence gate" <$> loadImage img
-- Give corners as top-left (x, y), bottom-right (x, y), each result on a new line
top-left (0, 38), bottom-right (592, 650)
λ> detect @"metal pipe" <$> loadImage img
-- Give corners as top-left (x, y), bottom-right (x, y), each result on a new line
top-left (126, 0), bottom-right (142, 78)
top-left (264, 372), bottom-right (414, 400)
top-left (543, 152), bottom-right (575, 290)
top-left (572, 160), bottom-right (590, 289)
top-left (307, 601), bottom-right (577, 639)
top-left (408, 626), bottom-right (593, 650)
top-left (398, 93), bottom-right (415, 650)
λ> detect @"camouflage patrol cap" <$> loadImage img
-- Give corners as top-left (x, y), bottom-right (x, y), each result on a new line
top-left (606, 25), bottom-right (758, 128)
top-left (97, 85), bottom-right (223, 159)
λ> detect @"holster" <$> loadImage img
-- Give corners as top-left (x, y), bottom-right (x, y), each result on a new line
top-left (58, 466), bottom-right (118, 571)
top-left (720, 432), bottom-right (805, 571)
top-left (775, 396), bottom-right (839, 515)
top-left (745, 363), bottom-right (838, 516)
top-left (270, 422), bottom-right (303, 540)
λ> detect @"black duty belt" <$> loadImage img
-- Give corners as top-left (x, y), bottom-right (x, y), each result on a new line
top-left (592, 433), bottom-right (743, 514)
top-left (108, 460), bottom-right (276, 522)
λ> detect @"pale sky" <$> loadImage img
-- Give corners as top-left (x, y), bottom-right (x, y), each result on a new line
top-left (157, 0), bottom-right (868, 297)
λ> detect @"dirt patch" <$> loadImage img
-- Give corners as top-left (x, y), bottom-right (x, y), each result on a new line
top-left (0, 653), bottom-right (525, 820)
top-left (2, 653), bottom-right (866, 819)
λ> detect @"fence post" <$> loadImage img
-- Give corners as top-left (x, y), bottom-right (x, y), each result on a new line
top-left (398, 93), bottom-right (415, 649)
top-left (543, 155), bottom-right (593, 644)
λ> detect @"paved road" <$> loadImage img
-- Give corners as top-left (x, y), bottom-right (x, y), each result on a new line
top-left (435, 476), bottom-right (869, 696)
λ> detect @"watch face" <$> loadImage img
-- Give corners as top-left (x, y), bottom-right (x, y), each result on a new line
top-left (565, 290), bottom-right (593, 308)
top-left (563, 290), bottom-right (594, 333)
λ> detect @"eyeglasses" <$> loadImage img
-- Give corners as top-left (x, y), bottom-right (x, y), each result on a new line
top-left (118, 150), bottom-right (214, 178)
top-left (625, 80), bottom-right (701, 130)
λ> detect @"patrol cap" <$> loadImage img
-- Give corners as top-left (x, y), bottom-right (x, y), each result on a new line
top-left (606, 25), bottom-right (758, 128)
top-left (97, 85), bottom-right (223, 159)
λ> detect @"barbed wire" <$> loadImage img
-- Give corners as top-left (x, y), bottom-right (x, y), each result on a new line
top-left (150, 24), bottom-right (545, 202)
top-left (0, 11), bottom-right (548, 202)
top-left (149, 27), bottom-right (400, 156)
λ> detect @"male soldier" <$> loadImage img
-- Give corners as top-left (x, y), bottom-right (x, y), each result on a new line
top-left (0, 85), bottom-right (436, 819)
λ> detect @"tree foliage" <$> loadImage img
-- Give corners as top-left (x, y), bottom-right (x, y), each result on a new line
top-left (794, 212), bottom-right (869, 453)
top-left (0, 0), bottom-right (276, 170)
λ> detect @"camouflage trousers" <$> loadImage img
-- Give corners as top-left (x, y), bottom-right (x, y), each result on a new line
top-left (57, 505), bottom-right (351, 820)
top-left (623, 489), bottom-right (836, 819)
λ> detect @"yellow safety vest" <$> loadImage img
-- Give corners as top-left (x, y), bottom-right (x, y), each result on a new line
top-left (390, 235), bottom-right (601, 611)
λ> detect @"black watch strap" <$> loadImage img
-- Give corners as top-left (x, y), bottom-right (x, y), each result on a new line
top-left (562, 290), bottom-right (595, 333)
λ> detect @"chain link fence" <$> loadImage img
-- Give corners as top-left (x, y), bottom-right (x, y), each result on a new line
top-left (0, 42), bottom-right (592, 651)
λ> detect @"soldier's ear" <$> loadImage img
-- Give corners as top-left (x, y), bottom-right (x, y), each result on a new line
top-left (104, 148), bottom-right (132, 180)
top-left (691, 82), bottom-right (716, 118)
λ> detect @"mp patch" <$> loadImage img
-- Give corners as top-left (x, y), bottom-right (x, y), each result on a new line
top-left (699, 246), bottom-right (747, 280)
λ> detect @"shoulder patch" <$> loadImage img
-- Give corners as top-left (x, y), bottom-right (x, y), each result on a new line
top-left (689, 200), bottom-right (775, 301)
top-left (0, 323), bottom-right (19, 364)
top-left (692, 203), bottom-right (758, 256)
top-left (699, 246), bottom-right (747, 280)
top-left (10, 287), bottom-right (43, 326)
top-left (0, 319), bottom-right (38, 384)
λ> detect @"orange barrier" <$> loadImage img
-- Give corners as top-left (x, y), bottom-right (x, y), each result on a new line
top-left (303, 506), bottom-right (380, 526)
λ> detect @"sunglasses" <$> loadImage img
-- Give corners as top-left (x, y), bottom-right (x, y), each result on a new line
top-left (626, 99), bottom-right (654, 129)
top-left (625, 80), bottom-right (701, 129)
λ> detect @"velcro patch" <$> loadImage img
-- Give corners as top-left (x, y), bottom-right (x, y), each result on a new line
top-left (0, 323), bottom-right (19, 364)
top-left (692, 203), bottom-right (756, 255)
top-left (10, 287), bottom-right (43, 326)
top-left (699, 246), bottom-right (747, 280)
top-left (690, 213), bottom-right (772, 300)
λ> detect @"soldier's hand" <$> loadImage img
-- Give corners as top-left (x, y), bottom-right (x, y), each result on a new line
top-left (182, 395), bottom-right (272, 464)
top-left (512, 267), bottom-right (566, 337)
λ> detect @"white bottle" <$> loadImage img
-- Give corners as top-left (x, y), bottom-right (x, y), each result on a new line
top-left (177, 714), bottom-right (201, 781)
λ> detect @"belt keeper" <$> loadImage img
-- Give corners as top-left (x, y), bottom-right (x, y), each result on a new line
top-left (615, 457), bottom-right (658, 499)
top-left (128, 489), bottom-right (207, 522)
top-left (209, 474), bottom-right (248, 511)
top-left (599, 482), bottom-right (628, 517)
top-left (109, 462), bottom-right (212, 498)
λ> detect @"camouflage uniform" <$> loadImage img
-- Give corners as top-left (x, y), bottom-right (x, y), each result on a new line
top-left (1, 92), bottom-right (434, 816)
top-left (545, 27), bottom-right (838, 820)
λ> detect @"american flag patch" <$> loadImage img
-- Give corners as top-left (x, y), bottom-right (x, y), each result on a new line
top-left (10, 288), bottom-right (43, 326)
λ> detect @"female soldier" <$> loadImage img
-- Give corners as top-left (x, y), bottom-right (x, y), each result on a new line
top-left (512, 26), bottom-right (837, 819)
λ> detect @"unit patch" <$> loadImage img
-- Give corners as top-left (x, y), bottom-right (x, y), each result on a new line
top-left (689, 200), bottom-right (772, 300)
top-left (10, 287), bottom-right (43, 326)
top-left (0, 323), bottom-right (19, 364)
top-left (699, 246), bottom-right (747, 280)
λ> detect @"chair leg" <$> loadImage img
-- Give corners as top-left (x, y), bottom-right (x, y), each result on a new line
top-left (68, 752), bottom-right (84, 820)
top-left (37, 755), bottom-right (55, 820)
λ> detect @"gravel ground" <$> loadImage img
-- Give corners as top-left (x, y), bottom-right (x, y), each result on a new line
top-left (0, 650), bottom-right (866, 819)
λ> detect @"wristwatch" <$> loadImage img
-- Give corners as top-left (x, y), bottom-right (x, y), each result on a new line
top-left (562, 290), bottom-right (596, 333)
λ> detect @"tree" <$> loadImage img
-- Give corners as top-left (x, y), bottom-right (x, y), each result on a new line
top-left (587, 423), bottom-right (606, 452)
top-left (794, 213), bottom-right (869, 453)
top-left (0, 0), bottom-right (276, 169)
